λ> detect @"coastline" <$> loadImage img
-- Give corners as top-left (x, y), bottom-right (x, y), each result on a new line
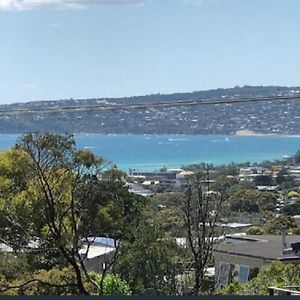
top-left (234, 129), bottom-right (300, 138)
top-left (1, 133), bottom-right (300, 172)
top-left (234, 129), bottom-right (273, 137)
top-left (1, 132), bottom-right (300, 138)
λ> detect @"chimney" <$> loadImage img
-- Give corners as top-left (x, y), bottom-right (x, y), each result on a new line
top-left (291, 242), bottom-right (300, 255)
top-left (281, 224), bottom-right (287, 254)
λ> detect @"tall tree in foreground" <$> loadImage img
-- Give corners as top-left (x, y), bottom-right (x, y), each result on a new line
top-left (0, 133), bottom-right (142, 295)
top-left (115, 216), bottom-right (180, 295)
top-left (181, 168), bottom-right (228, 295)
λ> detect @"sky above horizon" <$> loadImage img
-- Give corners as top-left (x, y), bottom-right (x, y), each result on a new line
top-left (0, 0), bottom-right (300, 104)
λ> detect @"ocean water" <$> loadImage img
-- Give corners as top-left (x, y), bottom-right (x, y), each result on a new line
top-left (0, 134), bottom-right (300, 171)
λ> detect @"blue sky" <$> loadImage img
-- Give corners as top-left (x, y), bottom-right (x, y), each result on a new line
top-left (0, 0), bottom-right (299, 104)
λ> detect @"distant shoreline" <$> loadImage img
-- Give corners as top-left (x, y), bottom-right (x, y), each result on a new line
top-left (235, 129), bottom-right (271, 136)
top-left (1, 133), bottom-right (300, 172)
top-left (234, 129), bottom-right (300, 137)
top-left (1, 132), bottom-right (300, 138)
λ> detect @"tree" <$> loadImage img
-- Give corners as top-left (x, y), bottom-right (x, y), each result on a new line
top-left (0, 133), bottom-right (142, 295)
top-left (214, 165), bottom-right (239, 177)
top-left (265, 215), bottom-right (297, 234)
top-left (287, 191), bottom-right (299, 198)
top-left (149, 192), bottom-right (185, 237)
top-left (89, 273), bottom-right (132, 295)
top-left (0, 268), bottom-right (131, 296)
top-left (254, 175), bottom-right (273, 186)
top-left (0, 267), bottom-right (82, 295)
top-left (212, 176), bottom-right (239, 194)
top-left (229, 190), bottom-right (277, 213)
top-left (257, 192), bottom-right (278, 212)
top-left (114, 216), bottom-right (179, 295)
top-left (227, 180), bottom-right (256, 196)
top-left (276, 168), bottom-right (288, 185)
top-left (246, 226), bottom-right (265, 235)
top-left (179, 168), bottom-right (228, 294)
top-left (230, 190), bottom-right (259, 213)
top-left (294, 150), bottom-right (300, 164)
top-left (282, 200), bottom-right (300, 215)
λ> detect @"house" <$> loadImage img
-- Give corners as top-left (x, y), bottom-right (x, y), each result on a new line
top-left (219, 223), bottom-right (253, 230)
top-left (0, 237), bottom-right (116, 275)
top-left (294, 215), bottom-right (300, 227)
top-left (79, 237), bottom-right (117, 273)
top-left (239, 167), bottom-right (270, 181)
top-left (239, 168), bottom-right (252, 178)
top-left (257, 185), bottom-right (279, 192)
top-left (214, 234), bottom-right (300, 290)
top-left (289, 167), bottom-right (300, 181)
top-left (126, 182), bottom-right (154, 196)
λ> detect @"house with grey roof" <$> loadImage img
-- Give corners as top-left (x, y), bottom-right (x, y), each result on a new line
top-left (214, 234), bottom-right (300, 290)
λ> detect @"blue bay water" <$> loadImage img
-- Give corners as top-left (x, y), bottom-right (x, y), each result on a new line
top-left (0, 134), bottom-right (300, 171)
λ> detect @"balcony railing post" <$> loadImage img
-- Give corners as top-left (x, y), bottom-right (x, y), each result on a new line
top-left (268, 287), bottom-right (274, 296)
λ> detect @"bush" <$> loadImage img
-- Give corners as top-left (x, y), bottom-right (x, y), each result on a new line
top-left (265, 215), bottom-right (297, 234)
top-left (246, 226), bottom-right (265, 235)
top-left (0, 267), bottom-right (78, 295)
top-left (221, 261), bottom-right (300, 295)
top-left (90, 273), bottom-right (132, 295)
top-left (288, 191), bottom-right (299, 198)
top-left (0, 267), bottom-right (131, 296)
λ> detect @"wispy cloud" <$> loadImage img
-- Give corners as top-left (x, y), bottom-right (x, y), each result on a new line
top-left (182, 0), bottom-right (217, 6)
top-left (22, 83), bottom-right (38, 91)
top-left (50, 22), bottom-right (60, 28)
top-left (0, 0), bottom-right (148, 11)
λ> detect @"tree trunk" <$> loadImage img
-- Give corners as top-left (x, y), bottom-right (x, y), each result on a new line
top-left (59, 246), bottom-right (90, 295)
top-left (194, 265), bottom-right (201, 295)
top-left (72, 261), bottom-right (89, 295)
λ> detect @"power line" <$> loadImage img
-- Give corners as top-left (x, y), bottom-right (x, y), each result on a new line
top-left (0, 94), bottom-right (299, 116)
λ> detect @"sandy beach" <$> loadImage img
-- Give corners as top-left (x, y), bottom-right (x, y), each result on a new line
top-left (235, 129), bottom-right (272, 136)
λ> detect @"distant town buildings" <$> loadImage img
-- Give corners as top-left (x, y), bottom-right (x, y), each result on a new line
top-left (127, 168), bottom-right (195, 195)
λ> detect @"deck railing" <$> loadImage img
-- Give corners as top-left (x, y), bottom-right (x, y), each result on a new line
top-left (268, 286), bottom-right (300, 296)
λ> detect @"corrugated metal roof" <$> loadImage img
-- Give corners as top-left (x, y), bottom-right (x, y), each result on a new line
top-left (79, 245), bottom-right (115, 259)
top-left (215, 235), bottom-right (300, 260)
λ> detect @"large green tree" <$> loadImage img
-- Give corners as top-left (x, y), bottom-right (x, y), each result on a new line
top-left (229, 190), bottom-right (277, 213)
top-left (0, 133), bottom-right (142, 295)
top-left (179, 169), bottom-right (228, 295)
top-left (114, 216), bottom-right (180, 295)
top-left (265, 215), bottom-right (297, 234)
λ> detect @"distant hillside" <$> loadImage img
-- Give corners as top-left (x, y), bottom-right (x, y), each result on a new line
top-left (0, 85), bottom-right (300, 135)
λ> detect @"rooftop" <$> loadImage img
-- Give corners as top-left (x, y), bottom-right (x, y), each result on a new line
top-left (215, 235), bottom-right (300, 261)
top-left (79, 237), bottom-right (117, 259)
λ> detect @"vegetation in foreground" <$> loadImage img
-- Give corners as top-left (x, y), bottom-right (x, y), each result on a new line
top-left (0, 133), bottom-right (225, 295)
top-left (1, 132), bottom-right (300, 295)
top-left (221, 261), bottom-right (300, 295)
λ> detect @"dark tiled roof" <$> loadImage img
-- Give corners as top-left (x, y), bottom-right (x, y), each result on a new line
top-left (214, 235), bottom-right (300, 260)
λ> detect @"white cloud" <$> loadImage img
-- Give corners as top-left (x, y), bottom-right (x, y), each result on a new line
top-left (22, 83), bottom-right (38, 91)
top-left (182, 0), bottom-right (217, 6)
top-left (50, 22), bottom-right (60, 28)
top-left (0, 0), bottom-right (148, 11)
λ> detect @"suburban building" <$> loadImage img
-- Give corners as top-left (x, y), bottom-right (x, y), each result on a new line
top-left (79, 237), bottom-right (117, 273)
top-left (214, 234), bottom-right (300, 290)
top-left (289, 167), bottom-right (300, 181)
top-left (256, 185), bottom-right (279, 192)
top-left (128, 168), bottom-right (195, 189)
top-left (125, 182), bottom-right (154, 196)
